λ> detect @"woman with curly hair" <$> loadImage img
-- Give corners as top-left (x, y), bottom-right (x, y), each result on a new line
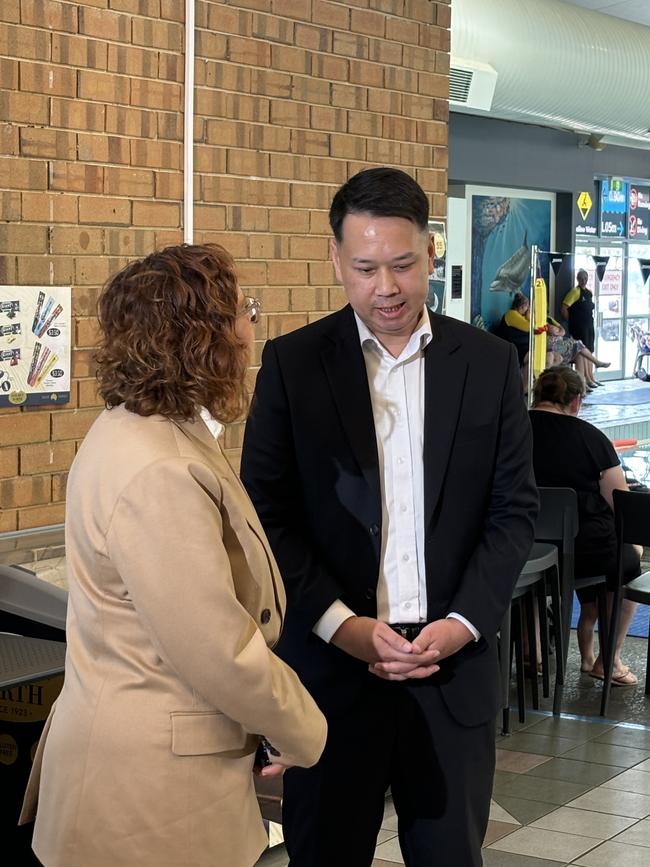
top-left (20, 244), bottom-right (326, 867)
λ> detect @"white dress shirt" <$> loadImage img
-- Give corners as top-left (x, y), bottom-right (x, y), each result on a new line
top-left (313, 308), bottom-right (479, 643)
top-left (198, 407), bottom-right (224, 440)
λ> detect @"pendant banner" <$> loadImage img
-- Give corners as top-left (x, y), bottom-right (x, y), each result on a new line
top-left (638, 258), bottom-right (650, 287)
top-left (546, 252), bottom-right (566, 278)
top-left (592, 255), bottom-right (610, 282)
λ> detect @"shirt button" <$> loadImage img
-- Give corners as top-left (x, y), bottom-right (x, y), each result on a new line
top-left (397, 457), bottom-right (404, 465)
top-left (369, 523), bottom-right (379, 536)
top-left (404, 602), bottom-right (411, 610)
top-left (365, 587), bottom-right (376, 599)
top-left (400, 504), bottom-right (407, 512)
top-left (261, 609), bottom-right (271, 624)
top-left (402, 554), bottom-right (410, 562)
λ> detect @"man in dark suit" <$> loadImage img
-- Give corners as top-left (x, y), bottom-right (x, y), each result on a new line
top-left (241, 167), bottom-right (538, 866)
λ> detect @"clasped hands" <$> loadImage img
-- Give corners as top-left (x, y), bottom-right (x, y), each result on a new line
top-left (331, 616), bottom-right (473, 682)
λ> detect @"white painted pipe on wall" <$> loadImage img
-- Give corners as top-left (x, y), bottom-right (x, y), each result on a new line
top-left (183, 0), bottom-right (195, 244)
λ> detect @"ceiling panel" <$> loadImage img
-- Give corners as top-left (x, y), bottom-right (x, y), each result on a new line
top-left (559, 0), bottom-right (650, 26)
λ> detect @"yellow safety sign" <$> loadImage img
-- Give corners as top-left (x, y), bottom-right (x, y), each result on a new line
top-left (577, 191), bottom-right (593, 221)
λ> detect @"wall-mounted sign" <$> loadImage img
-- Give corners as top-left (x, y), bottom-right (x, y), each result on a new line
top-left (628, 184), bottom-right (650, 241)
top-left (600, 178), bottom-right (628, 238)
top-left (427, 220), bottom-right (447, 313)
top-left (575, 184), bottom-right (598, 237)
top-left (0, 285), bottom-right (71, 407)
top-left (577, 192), bottom-right (592, 221)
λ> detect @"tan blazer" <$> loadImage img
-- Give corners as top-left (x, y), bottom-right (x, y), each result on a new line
top-left (20, 406), bottom-right (327, 867)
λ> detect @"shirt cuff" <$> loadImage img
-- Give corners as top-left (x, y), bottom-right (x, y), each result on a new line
top-left (447, 612), bottom-right (480, 642)
top-left (313, 600), bottom-right (357, 643)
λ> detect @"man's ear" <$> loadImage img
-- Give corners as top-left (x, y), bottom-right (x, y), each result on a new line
top-left (330, 238), bottom-right (343, 283)
top-left (427, 234), bottom-right (435, 276)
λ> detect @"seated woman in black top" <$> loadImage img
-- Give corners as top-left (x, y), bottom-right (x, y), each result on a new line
top-left (529, 366), bottom-right (641, 686)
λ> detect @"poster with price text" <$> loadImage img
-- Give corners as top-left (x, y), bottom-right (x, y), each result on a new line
top-left (0, 285), bottom-right (71, 407)
top-left (427, 220), bottom-right (447, 314)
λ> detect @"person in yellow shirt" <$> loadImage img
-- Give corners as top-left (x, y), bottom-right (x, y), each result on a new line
top-left (494, 292), bottom-right (556, 388)
top-left (562, 269), bottom-right (596, 383)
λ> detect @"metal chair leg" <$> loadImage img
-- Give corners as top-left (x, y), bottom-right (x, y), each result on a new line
top-left (601, 586), bottom-right (623, 718)
top-left (499, 605), bottom-right (512, 735)
top-left (513, 601), bottom-right (526, 724)
top-left (525, 591), bottom-right (540, 710)
top-left (549, 564), bottom-right (565, 715)
top-left (537, 580), bottom-right (550, 699)
top-left (561, 576), bottom-right (575, 691)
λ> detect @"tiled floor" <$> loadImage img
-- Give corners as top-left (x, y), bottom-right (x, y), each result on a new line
top-left (256, 712), bottom-right (650, 866)
top-left (256, 627), bottom-right (650, 866)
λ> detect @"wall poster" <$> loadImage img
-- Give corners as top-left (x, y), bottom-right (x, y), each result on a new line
top-left (0, 285), bottom-right (71, 407)
top-left (427, 220), bottom-right (447, 313)
top-left (468, 189), bottom-right (553, 331)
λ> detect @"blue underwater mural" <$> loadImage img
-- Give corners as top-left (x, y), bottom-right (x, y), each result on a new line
top-left (470, 195), bottom-right (551, 330)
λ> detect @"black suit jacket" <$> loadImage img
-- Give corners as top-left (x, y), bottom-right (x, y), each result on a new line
top-left (241, 306), bottom-right (538, 726)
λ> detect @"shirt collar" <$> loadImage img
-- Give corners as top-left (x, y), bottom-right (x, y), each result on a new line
top-left (198, 406), bottom-right (224, 440)
top-left (354, 306), bottom-right (432, 359)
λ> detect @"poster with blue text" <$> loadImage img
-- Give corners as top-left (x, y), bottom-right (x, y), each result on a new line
top-left (470, 195), bottom-right (551, 331)
top-left (0, 285), bottom-right (71, 407)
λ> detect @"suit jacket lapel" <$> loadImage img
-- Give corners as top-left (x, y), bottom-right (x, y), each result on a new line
top-left (320, 306), bottom-right (381, 504)
top-left (424, 312), bottom-right (468, 529)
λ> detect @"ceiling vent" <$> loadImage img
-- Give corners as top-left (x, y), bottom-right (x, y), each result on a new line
top-left (449, 58), bottom-right (497, 111)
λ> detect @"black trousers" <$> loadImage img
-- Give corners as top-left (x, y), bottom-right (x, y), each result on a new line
top-left (282, 674), bottom-right (495, 867)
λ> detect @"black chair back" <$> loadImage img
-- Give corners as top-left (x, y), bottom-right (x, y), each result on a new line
top-left (535, 487), bottom-right (579, 582)
top-left (613, 489), bottom-right (650, 548)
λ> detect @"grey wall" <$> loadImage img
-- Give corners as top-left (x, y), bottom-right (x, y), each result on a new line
top-left (449, 114), bottom-right (650, 192)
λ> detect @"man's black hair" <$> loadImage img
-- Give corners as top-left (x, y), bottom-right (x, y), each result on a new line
top-left (329, 167), bottom-right (430, 243)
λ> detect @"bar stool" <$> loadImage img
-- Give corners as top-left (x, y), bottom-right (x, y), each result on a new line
top-left (535, 488), bottom-right (609, 705)
top-left (500, 542), bottom-right (564, 734)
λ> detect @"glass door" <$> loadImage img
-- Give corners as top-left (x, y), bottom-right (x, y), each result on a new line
top-left (595, 245), bottom-right (625, 380)
top-left (574, 245), bottom-right (625, 380)
top-left (625, 244), bottom-right (650, 377)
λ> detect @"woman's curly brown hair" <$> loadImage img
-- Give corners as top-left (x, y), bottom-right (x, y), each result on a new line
top-left (95, 243), bottom-right (249, 422)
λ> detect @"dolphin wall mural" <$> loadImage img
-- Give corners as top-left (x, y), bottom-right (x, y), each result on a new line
top-left (489, 232), bottom-right (529, 292)
top-left (470, 193), bottom-right (552, 330)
